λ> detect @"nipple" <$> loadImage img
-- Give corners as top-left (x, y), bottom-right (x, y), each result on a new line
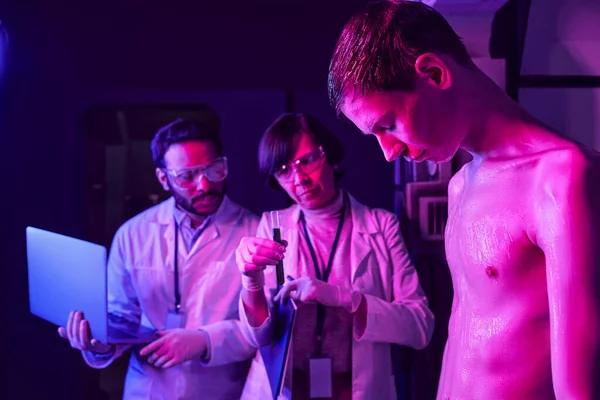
top-left (486, 266), bottom-right (498, 279)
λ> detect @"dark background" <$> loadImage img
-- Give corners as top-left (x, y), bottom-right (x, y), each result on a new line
top-left (5, 0), bottom-right (590, 399)
top-left (0, 1), bottom-right (399, 399)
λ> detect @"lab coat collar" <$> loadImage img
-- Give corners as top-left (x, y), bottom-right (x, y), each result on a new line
top-left (153, 195), bottom-right (238, 226)
top-left (153, 195), bottom-right (239, 258)
top-left (281, 190), bottom-right (375, 283)
top-left (284, 190), bottom-right (378, 234)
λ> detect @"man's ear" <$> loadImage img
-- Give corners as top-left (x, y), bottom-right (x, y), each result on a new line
top-left (414, 53), bottom-right (452, 90)
top-left (155, 168), bottom-right (170, 191)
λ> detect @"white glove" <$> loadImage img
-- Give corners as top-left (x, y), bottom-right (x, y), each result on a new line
top-left (139, 329), bottom-right (209, 368)
top-left (236, 236), bottom-right (287, 291)
top-left (274, 276), bottom-right (363, 313)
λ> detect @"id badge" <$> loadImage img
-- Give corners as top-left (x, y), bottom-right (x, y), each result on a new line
top-left (165, 310), bottom-right (187, 329)
top-left (309, 356), bottom-right (332, 398)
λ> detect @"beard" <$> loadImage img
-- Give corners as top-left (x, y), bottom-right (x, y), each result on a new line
top-left (167, 181), bottom-right (226, 218)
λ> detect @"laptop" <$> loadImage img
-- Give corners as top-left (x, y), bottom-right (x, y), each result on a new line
top-left (26, 226), bottom-right (157, 345)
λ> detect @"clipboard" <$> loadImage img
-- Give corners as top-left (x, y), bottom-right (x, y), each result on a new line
top-left (260, 293), bottom-right (297, 400)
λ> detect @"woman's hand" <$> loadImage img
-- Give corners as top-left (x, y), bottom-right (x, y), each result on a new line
top-left (274, 276), bottom-right (363, 313)
top-left (235, 237), bottom-right (287, 291)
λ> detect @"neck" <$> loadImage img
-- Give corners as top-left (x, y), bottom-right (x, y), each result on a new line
top-left (188, 214), bottom-right (206, 230)
top-left (176, 205), bottom-right (207, 229)
top-left (458, 70), bottom-right (551, 161)
top-left (302, 188), bottom-right (344, 221)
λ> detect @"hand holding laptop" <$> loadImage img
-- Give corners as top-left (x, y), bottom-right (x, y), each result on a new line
top-left (57, 310), bottom-right (114, 354)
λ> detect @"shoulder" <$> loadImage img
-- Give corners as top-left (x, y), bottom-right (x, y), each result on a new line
top-left (504, 128), bottom-right (600, 186)
top-left (225, 198), bottom-right (260, 226)
top-left (369, 207), bottom-right (400, 226)
top-left (115, 200), bottom-right (169, 236)
top-left (349, 195), bottom-right (400, 232)
top-left (531, 144), bottom-right (600, 246)
top-left (241, 209), bottom-right (260, 227)
top-left (535, 144), bottom-right (600, 202)
top-left (110, 199), bottom-right (171, 251)
top-left (529, 143), bottom-right (600, 258)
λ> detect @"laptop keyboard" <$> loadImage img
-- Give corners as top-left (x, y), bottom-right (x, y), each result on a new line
top-left (107, 313), bottom-right (157, 342)
top-left (108, 326), bottom-right (138, 339)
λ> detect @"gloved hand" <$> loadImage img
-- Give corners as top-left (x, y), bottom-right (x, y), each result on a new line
top-left (274, 276), bottom-right (363, 314)
top-left (58, 310), bottom-right (114, 354)
top-left (236, 236), bottom-right (287, 291)
top-left (139, 329), bottom-right (209, 368)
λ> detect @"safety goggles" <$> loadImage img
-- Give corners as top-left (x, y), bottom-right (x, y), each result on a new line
top-left (273, 147), bottom-right (326, 182)
top-left (164, 157), bottom-right (228, 190)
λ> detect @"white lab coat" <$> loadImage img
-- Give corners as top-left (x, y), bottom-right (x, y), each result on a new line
top-left (83, 196), bottom-right (260, 400)
top-left (240, 193), bottom-right (434, 400)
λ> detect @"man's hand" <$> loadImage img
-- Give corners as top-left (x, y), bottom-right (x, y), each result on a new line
top-left (58, 310), bottom-right (114, 354)
top-left (139, 329), bottom-right (209, 368)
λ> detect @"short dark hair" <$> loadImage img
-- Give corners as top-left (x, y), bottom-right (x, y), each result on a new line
top-left (328, 0), bottom-right (472, 114)
top-left (151, 112), bottom-right (222, 169)
top-left (258, 113), bottom-right (345, 189)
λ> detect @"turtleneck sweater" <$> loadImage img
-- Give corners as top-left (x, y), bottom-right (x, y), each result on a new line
top-left (291, 189), bottom-right (354, 399)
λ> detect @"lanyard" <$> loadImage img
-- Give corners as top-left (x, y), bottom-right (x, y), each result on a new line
top-left (299, 192), bottom-right (347, 355)
top-left (173, 216), bottom-right (211, 314)
top-left (173, 220), bottom-right (182, 313)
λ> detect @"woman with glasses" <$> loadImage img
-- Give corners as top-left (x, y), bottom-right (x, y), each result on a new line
top-left (237, 113), bottom-right (434, 400)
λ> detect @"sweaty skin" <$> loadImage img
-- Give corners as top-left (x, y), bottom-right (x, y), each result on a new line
top-left (338, 48), bottom-right (600, 397)
top-left (439, 132), bottom-right (600, 399)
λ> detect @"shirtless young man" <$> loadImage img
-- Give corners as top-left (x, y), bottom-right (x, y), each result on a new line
top-left (328, 1), bottom-right (600, 399)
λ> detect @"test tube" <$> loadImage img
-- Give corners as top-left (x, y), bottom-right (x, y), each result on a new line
top-left (271, 210), bottom-right (284, 287)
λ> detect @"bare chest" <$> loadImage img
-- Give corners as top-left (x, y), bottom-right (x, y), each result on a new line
top-left (445, 167), bottom-right (543, 294)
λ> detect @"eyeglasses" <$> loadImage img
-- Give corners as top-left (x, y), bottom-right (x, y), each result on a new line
top-left (273, 147), bottom-right (326, 181)
top-left (164, 157), bottom-right (228, 189)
